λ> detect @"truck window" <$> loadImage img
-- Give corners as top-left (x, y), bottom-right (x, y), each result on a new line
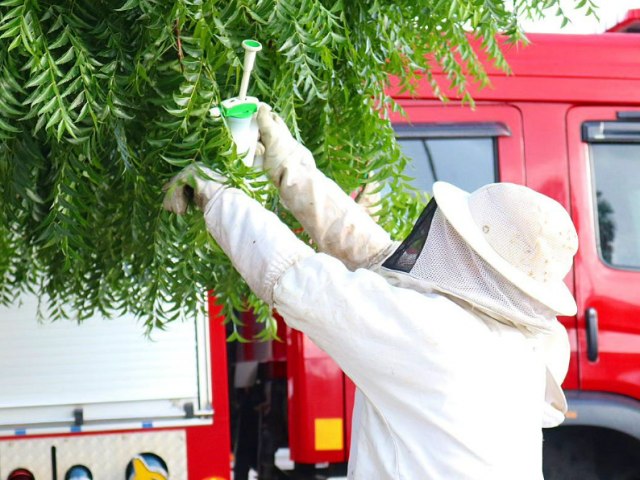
top-left (589, 143), bottom-right (640, 269)
top-left (395, 123), bottom-right (504, 195)
top-left (583, 118), bottom-right (640, 269)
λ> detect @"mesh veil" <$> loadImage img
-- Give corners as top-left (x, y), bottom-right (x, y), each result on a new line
top-left (387, 207), bottom-right (558, 334)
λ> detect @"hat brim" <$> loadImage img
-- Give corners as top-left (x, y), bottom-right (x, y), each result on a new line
top-left (432, 181), bottom-right (577, 316)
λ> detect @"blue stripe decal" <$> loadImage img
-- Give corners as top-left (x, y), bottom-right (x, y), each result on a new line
top-left (71, 426), bottom-right (82, 433)
top-left (15, 429), bottom-right (27, 436)
top-left (142, 422), bottom-right (153, 428)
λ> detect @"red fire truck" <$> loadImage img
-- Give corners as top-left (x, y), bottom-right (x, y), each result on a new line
top-left (227, 9), bottom-right (640, 480)
top-left (0, 294), bottom-right (231, 479)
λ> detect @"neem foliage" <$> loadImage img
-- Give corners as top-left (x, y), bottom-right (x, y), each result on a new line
top-left (0, 0), bottom-right (595, 338)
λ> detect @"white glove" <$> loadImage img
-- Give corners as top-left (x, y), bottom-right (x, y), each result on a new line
top-left (162, 163), bottom-right (227, 214)
top-left (256, 104), bottom-right (315, 187)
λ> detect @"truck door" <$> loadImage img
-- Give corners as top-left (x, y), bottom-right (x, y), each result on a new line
top-left (567, 107), bottom-right (640, 401)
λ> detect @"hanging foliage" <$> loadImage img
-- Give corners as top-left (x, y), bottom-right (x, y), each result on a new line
top-left (0, 0), bottom-right (596, 337)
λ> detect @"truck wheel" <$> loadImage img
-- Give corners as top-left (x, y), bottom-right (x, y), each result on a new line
top-left (601, 468), bottom-right (640, 480)
top-left (543, 427), bottom-right (599, 480)
top-left (594, 429), bottom-right (640, 480)
top-left (544, 427), bottom-right (640, 480)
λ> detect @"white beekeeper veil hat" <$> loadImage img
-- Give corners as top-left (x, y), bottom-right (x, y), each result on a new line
top-left (432, 181), bottom-right (578, 316)
top-left (382, 181), bottom-right (578, 426)
top-left (383, 181), bottom-right (578, 317)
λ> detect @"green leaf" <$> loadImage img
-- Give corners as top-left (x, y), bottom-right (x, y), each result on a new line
top-left (116, 0), bottom-right (141, 11)
top-left (25, 70), bottom-right (51, 89)
top-left (55, 46), bottom-right (75, 65)
top-left (0, 116), bottom-right (20, 132)
top-left (0, 0), bottom-right (25, 6)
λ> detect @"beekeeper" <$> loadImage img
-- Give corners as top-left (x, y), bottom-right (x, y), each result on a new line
top-left (163, 105), bottom-right (578, 479)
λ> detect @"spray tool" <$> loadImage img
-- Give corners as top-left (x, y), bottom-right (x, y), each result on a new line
top-left (211, 39), bottom-right (263, 168)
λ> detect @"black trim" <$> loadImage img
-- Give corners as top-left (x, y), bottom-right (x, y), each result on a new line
top-left (586, 308), bottom-right (599, 362)
top-left (394, 122), bottom-right (511, 139)
top-left (73, 408), bottom-right (84, 426)
top-left (582, 121), bottom-right (640, 143)
top-left (563, 391), bottom-right (640, 441)
top-left (52, 446), bottom-right (58, 480)
top-left (616, 111), bottom-right (640, 121)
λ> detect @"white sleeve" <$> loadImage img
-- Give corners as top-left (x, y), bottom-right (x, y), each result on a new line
top-left (202, 186), bottom-right (428, 392)
top-left (202, 187), bottom-right (314, 305)
top-left (277, 160), bottom-right (398, 271)
top-left (272, 252), bottom-right (439, 393)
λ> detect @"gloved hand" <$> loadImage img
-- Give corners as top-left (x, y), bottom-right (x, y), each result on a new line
top-left (256, 104), bottom-right (315, 187)
top-left (162, 163), bottom-right (227, 214)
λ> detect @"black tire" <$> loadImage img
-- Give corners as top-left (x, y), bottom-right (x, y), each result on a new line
top-left (543, 428), bottom-right (599, 480)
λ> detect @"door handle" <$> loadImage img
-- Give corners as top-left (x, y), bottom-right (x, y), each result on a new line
top-left (586, 307), bottom-right (599, 362)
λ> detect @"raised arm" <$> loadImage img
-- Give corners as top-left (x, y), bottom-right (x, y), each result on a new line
top-left (257, 105), bottom-right (397, 271)
top-left (163, 168), bottom-right (439, 394)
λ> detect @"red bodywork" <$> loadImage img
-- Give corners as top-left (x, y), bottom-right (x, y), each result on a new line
top-left (193, 296), bottom-right (232, 479)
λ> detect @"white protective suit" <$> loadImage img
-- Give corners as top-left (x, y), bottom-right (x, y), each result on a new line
top-left (164, 106), bottom-right (576, 480)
